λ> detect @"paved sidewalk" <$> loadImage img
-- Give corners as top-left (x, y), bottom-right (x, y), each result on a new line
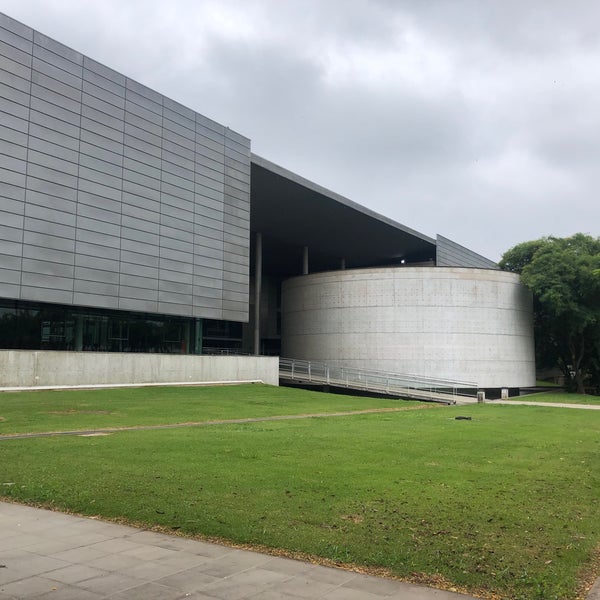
top-left (491, 400), bottom-right (600, 409)
top-left (0, 501), bottom-right (474, 600)
top-left (456, 398), bottom-right (600, 409)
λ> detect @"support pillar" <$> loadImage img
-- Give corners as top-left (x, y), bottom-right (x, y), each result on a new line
top-left (302, 246), bottom-right (309, 275)
top-left (253, 232), bottom-right (262, 355)
top-left (340, 258), bottom-right (346, 270)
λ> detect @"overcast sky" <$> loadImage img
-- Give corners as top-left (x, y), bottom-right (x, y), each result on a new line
top-left (3, 0), bottom-right (599, 261)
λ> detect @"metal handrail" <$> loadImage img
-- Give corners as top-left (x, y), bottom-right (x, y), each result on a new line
top-left (279, 357), bottom-right (478, 403)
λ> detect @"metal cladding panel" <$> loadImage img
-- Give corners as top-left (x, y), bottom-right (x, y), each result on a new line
top-left (73, 279), bottom-right (119, 296)
top-left (0, 12), bottom-right (250, 322)
top-left (83, 81), bottom-right (125, 110)
top-left (20, 285), bottom-right (73, 304)
top-left (0, 37), bottom-right (31, 67)
top-left (193, 305), bottom-right (222, 319)
top-left (221, 127), bottom-right (250, 322)
top-left (22, 257), bottom-right (74, 278)
top-left (0, 267), bottom-right (20, 284)
top-left (118, 297), bottom-right (158, 313)
top-left (74, 265), bottom-right (119, 285)
top-left (84, 56), bottom-right (126, 86)
top-left (1, 169), bottom-right (25, 191)
top-left (73, 291), bottom-right (119, 309)
top-left (222, 309), bottom-right (248, 322)
top-left (0, 117), bottom-right (28, 147)
top-left (159, 269), bottom-right (193, 285)
top-left (436, 235), bottom-right (498, 269)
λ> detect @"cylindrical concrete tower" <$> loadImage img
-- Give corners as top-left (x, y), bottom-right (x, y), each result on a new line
top-left (281, 267), bottom-right (535, 388)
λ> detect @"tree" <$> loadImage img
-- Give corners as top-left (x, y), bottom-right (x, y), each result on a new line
top-left (500, 234), bottom-right (600, 394)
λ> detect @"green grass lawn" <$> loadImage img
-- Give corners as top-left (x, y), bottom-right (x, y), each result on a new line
top-left (0, 386), bottom-right (599, 599)
top-left (0, 383), bottom-right (412, 434)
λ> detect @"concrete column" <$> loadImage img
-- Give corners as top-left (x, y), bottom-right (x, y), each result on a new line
top-left (254, 232), bottom-right (262, 355)
top-left (501, 388), bottom-right (509, 399)
top-left (340, 258), bottom-right (346, 270)
top-left (302, 246), bottom-right (309, 275)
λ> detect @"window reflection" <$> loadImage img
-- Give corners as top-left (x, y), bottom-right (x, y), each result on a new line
top-left (0, 301), bottom-right (242, 354)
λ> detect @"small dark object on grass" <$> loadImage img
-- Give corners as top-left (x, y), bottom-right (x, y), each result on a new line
top-left (455, 416), bottom-right (472, 421)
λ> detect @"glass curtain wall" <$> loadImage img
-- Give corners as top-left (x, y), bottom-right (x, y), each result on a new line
top-left (0, 300), bottom-right (245, 354)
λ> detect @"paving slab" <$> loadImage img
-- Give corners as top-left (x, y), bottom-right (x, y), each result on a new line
top-left (0, 501), bottom-right (476, 599)
top-left (588, 577), bottom-right (600, 600)
top-left (0, 500), bottom-right (595, 599)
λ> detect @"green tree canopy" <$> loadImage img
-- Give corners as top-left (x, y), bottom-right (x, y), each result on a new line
top-left (500, 234), bottom-right (600, 393)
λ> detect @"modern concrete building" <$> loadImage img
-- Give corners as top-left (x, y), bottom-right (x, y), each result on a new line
top-left (0, 12), bottom-right (535, 390)
top-left (282, 267), bottom-right (534, 388)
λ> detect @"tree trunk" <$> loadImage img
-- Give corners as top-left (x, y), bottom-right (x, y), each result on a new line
top-left (569, 335), bottom-right (586, 395)
top-left (574, 369), bottom-right (585, 394)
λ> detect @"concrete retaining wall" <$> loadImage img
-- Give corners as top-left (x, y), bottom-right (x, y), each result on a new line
top-left (282, 266), bottom-right (535, 388)
top-left (0, 351), bottom-right (279, 388)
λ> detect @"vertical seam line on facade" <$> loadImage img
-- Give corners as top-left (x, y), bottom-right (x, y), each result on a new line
top-left (73, 42), bottom-right (84, 304)
top-left (18, 22), bottom-right (34, 296)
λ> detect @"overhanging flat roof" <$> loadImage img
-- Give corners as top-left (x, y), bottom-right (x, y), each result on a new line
top-left (250, 154), bottom-right (436, 276)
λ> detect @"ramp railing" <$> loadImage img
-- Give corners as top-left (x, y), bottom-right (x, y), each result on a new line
top-left (279, 358), bottom-right (478, 404)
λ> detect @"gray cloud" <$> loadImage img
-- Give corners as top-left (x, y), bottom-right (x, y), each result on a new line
top-left (2, 0), bottom-right (599, 260)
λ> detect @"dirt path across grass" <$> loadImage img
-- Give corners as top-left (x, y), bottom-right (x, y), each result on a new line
top-left (2, 400), bottom-right (598, 440)
top-left (0, 405), bottom-right (430, 440)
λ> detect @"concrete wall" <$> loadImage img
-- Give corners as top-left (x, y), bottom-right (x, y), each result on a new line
top-left (282, 267), bottom-right (535, 388)
top-left (0, 350), bottom-right (279, 387)
top-left (0, 13), bottom-right (250, 322)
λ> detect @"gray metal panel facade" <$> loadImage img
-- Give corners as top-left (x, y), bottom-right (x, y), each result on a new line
top-left (0, 13), bottom-right (250, 321)
top-left (436, 235), bottom-right (498, 270)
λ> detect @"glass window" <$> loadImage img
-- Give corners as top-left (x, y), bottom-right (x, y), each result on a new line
top-left (0, 299), bottom-right (239, 355)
